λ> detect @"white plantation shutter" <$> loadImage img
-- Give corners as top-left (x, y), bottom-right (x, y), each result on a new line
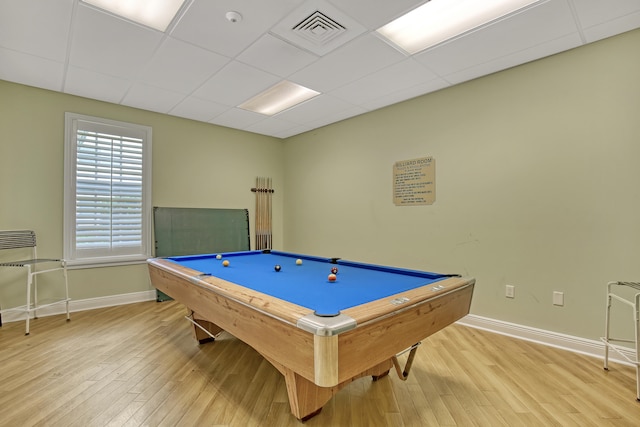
top-left (75, 129), bottom-right (143, 251)
top-left (64, 113), bottom-right (152, 266)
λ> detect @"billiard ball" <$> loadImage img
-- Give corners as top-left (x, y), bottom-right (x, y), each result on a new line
top-left (216, 254), bottom-right (222, 259)
top-left (275, 265), bottom-right (281, 272)
top-left (328, 273), bottom-right (337, 282)
top-left (331, 267), bottom-right (338, 274)
top-left (296, 259), bottom-right (303, 265)
top-left (222, 260), bottom-right (229, 267)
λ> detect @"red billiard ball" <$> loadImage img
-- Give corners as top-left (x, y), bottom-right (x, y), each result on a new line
top-left (222, 260), bottom-right (230, 267)
top-left (331, 267), bottom-right (338, 275)
top-left (274, 265), bottom-right (281, 272)
top-left (328, 273), bottom-right (337, 282)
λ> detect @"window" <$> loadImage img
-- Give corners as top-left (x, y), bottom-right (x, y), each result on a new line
top-left (64, 113), bottom-right (152, 267)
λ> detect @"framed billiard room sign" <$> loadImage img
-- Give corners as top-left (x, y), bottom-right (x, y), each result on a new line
top-left (393, 156), bottom-right (435, 206)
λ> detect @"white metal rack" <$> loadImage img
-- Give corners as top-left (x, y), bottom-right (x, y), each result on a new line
top-left (601, 281), bottom-right (640, 401)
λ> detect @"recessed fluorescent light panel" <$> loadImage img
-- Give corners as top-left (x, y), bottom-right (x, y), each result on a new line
top-left (81, 0), bottom-right (185, 32)
top-left (377, 0), bottom-right (546, 55)
top-left (239, 81), bottom-right (320, 116)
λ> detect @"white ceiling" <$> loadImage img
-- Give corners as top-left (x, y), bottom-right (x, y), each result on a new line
top-left (1, 0), bottom-right (639, 139)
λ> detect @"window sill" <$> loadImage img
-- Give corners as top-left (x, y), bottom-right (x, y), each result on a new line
top-left (65, 256), bottom-right (151, 270)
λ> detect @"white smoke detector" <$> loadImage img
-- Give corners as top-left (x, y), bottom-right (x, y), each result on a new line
top-left (225, 11), bottom-right (242, 23)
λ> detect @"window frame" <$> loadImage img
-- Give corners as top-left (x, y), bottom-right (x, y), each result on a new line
top-left (63, 112), bottom-right (152, 268)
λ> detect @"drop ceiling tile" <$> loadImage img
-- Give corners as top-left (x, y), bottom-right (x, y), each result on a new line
top-left (361, 77), bottom-right (450, 111)
top-left (64, 66), bottom-right (130, 103)
top-left (274, 124), bottom-right (316, 139)
top-left (414, 0), bottom-right (577, 77)
top-left (122, 83), bottom-right (186, 114)
top-left (69, 3), bottom-right (163, 80)
top-left (0, 0), bottom-right (73, 62)
top-left (277, 93), bottom-right (365, 124)
top-left (169, 97), bottom-right (229, 122)
top-left (171, 0), bottom-right (300, 58)
top-left (246, 116), bottom-right (299, 137)
top-left (209, 107), bottom-right (267, 129)
top-left (328, 58), bottom-right (438, 105)
top-left (582, 10), bottom-right (640, 43)
top-left (139, 37), bottom-right (229, 94)
top-left (305, 104), bottom-right (368, 129)
top-left (237, 34), bottom-right (318, 78)
top-left (0, 47), bottom-right (64, 91)
top-left (571, 0), bottom-right (640, 29)
top-left (192, 61), bottom-right (280, 106)
top-left (442, 33), bottom-right (583, 86)
top-left (290, 33), bottom-right (406, 92)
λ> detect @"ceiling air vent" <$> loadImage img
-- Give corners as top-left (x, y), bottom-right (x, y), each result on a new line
top-left (292, 11), bottom-right (346, 46)
top-left (270, 0), bottom-right (366, 56)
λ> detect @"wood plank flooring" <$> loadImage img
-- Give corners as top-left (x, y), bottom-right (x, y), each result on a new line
top-left (0, 300), bottom-right (638, 426)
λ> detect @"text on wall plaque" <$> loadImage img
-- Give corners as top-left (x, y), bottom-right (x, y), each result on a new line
top-left (393, 156), bottom-right (435, 206)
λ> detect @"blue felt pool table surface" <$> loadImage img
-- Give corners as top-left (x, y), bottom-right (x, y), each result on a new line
top-left (166, 250), bottom-right (453, 316)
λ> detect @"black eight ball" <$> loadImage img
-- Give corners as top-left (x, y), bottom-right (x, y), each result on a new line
top-left (274, 264), bottom-right (281, 272)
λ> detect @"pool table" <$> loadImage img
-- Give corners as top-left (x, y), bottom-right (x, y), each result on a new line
top-left (147, 250), bottom-right (474, 420)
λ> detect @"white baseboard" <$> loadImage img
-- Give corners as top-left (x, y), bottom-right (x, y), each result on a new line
top-left (457, 314), bottom-right (637, 367)
top-left (0, 290), bottom-right (157, 324)
top-left (2, 295), bottom-right (636, 368)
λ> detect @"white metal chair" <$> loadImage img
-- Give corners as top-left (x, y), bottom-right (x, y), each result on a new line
top-left (0, 230), bottom-right (70, 335)
top-left (601, 281), bottom-right (640, 401)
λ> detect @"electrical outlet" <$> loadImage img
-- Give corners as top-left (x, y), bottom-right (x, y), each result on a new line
top-left (553, 291), bottom-right (564, 306)
top-left (506, 285), bottom-right (515, 298)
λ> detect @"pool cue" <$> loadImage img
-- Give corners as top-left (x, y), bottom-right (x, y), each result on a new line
top-left (259, 177), bottom-right (266, 249)
top-left (261, 177), bottom-right (266, 249)
top-left (255, 177), bottom-right (260, 249)
top-left (261, 176), bottom-right (266, 249)
top-left (267, 177), bottom-right (272, 249)
top-left (270, 177), bottom-right (273, 249)
top-left (257, 176), bottom-right (263, 249)
top-left (263, 177), bottom-right (267, 248)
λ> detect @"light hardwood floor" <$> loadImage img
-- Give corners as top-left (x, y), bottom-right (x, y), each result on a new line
top-left (0, 300), bottom-right (638, 426)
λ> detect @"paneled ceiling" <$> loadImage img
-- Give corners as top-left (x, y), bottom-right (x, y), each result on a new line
top-left (1, 0), bottom-right (639, 138)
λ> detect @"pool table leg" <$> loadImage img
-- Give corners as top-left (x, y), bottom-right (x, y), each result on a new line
top-left (372, 370), bottom-right (390, 381)
top-left (190, 311), bottom-right (224, 344)
top-left (264, 355), bottom-right (394, 420)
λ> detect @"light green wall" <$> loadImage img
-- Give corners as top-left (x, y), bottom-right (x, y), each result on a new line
top-left (283, 29), bottom-right (640, 340)
top-left (0, 82), bottom-right (284, 305)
